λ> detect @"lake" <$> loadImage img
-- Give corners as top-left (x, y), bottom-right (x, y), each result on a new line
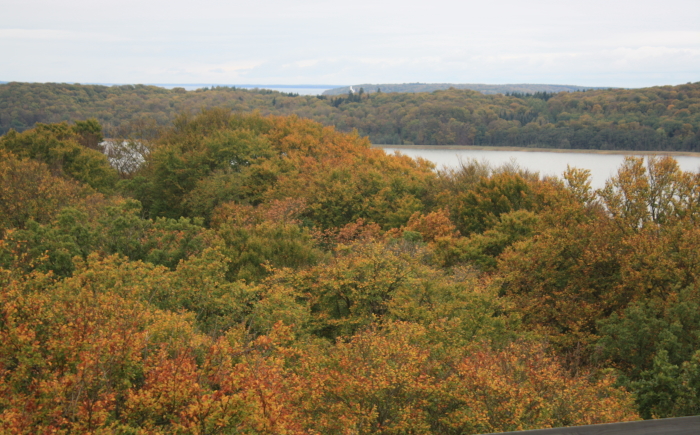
top-left (380, 146), bottom-right (700, 190)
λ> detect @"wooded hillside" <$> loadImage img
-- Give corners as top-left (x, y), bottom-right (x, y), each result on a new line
top-left (2, 81), bottom-right (699, 151)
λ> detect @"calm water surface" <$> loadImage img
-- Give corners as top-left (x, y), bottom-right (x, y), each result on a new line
top-left (382, 147), bottom-right (700, 190)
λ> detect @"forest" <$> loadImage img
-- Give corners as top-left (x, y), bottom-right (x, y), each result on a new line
top-left (1, 81), bottom-right (699, 151)
top-left (2, 108), bottom-right (700, 433)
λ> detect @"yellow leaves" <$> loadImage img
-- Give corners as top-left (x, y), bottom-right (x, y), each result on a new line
top-left (598, 156), bottom-right (696, 232)
top-left (292, 324), bottom-right (639, 434)
top-left (123, 349), bottom-right (202, 427)
top-left (498, 157), bottom-right (700, 368)
top-left (212, 198), bottom-right (307, 230)
top-left (443, 342), bottom-right (639, 433)
top-left (297, 322), bottom-right (434, 435)
top-left (248, 283), bottom-right (311, 337)
top-left (0, 150), bottom-right (84, 233)
top-left (563, 165), bottom-right (595, 205)
top-left (0, 247), bottom-right (640, 434)
top-left (255, 118), bottom-right (434, 230)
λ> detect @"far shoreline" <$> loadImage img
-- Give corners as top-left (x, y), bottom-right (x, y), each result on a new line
top-left (373, 144), bottom-right (700, 158)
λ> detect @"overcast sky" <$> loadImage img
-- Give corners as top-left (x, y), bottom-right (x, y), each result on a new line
top-left (1, 0), bottom-right (698, 88)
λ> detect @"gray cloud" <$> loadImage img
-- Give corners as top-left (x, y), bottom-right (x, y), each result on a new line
top-left (1, 0), bottom-right (698, 86)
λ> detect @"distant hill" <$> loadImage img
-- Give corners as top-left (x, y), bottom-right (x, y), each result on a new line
top-left (1, 81), bottom-right (698, 152)
top-left (323, 83), bottom-right (612, 96)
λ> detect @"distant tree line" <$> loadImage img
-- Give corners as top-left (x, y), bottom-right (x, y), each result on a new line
top-left (1, 81), bottom-right (699, 151)
top-left (321, 82), bottom-right (608, 96)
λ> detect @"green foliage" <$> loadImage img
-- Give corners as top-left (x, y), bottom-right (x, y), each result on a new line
top-left (454, 172), bottom-right (535, 234)
top-left (0, 198), bottom-right (223, 278)
top-left (123, 110), bottom-right (276, 219)
top-left (72, 118), bottom-right (103, 149)
top-left (0, 121), bottom-right (118, 192)
top-left (3, 81), bottom-right (699, 150)
top-left (440, 210), bottom-right (540, 271)
top-left (598, 290), bottom-right (700, 378)
top-left (263, 237), bottom-right (512, 343)
top-left (632, 350), bottom-right (700, 419)
top-left (213, 200), bottom-right (322, 282)
top-left (0, 219), bottom-right (84, 277)
top-left (597, 286), bottom-right (700, 417)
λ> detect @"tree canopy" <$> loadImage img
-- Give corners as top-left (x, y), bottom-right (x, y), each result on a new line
top-left (4, 110), bottom-right (700, 432)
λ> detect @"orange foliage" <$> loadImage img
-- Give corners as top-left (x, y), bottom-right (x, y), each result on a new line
top-left (296, 323), bottom-right (638, 435)
top-left (404, 209), bottom-right (460, 243)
